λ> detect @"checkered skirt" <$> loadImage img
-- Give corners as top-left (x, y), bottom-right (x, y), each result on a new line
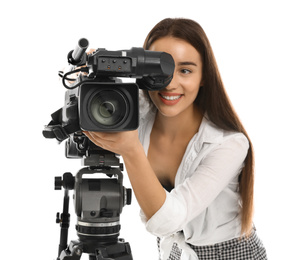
top-left (157, 229), bottom-right (267, 260)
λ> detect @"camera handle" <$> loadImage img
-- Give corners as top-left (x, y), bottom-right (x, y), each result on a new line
top-left (43, 108), bottom-right (80, 142)
top-left (55, 172), bottom-right (75, 259)
top-left (56, 189), bottom-right (70, 258)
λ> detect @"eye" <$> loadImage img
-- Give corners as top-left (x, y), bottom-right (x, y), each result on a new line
top-left (180, 68), bottom-right (192, 74)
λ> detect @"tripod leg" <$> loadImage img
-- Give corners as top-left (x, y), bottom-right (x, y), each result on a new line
top-left (57, 240), bottom-right (83, 260)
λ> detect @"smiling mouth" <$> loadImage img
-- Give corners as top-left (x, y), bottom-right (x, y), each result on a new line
top-left (159, 93), bottom-right (182, 101)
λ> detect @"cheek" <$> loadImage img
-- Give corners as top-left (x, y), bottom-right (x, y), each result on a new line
top-left (188, 88), bottom-right (201, 103)
top-left (184, 79), bottom-right (201, 95)
top-left (187, 76), bottom-right (203, 96)
top-left (148, 91), bottom-right (158, 104)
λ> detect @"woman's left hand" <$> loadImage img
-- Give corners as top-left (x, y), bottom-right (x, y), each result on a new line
top-left (83, 130), bottom-right (141, 157)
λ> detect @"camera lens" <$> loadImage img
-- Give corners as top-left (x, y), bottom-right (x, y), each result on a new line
top-left (98, 101), bottom-right (115, 118)
top-left (89, 90), bottom-right (128, 127)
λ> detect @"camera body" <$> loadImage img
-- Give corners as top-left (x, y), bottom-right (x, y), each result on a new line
top-left (44, 39), bottom-right (175, 142)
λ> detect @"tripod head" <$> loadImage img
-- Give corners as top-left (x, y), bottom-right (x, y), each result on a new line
top-left (52, 130), bottom-right (133, 260)
top-left (54, 143), bottom-right (133, 260)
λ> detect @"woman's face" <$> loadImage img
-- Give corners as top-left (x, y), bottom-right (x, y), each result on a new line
top-left (148, 37), bottom-right (203, 119)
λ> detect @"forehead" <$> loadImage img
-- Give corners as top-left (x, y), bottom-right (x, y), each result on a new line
top-left (149, 37), bottom-right (202, 65)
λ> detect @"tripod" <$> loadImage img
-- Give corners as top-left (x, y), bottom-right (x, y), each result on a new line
top-left (54, 138), bottom-right (133, 260)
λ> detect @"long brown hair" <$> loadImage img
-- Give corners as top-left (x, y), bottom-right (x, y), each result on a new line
top-left (143, 18), bottom-right (254, 235)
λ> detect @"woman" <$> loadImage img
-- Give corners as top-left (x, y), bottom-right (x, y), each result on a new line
top-left (85, 18), bottom-right (267, 260)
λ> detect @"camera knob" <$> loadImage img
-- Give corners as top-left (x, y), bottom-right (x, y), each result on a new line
top-left (126, 188), bottom-right (132, 205)
top-left (62, 172), bottom-right (75, 190)
top-left (54, 176), bottom-right (62, 190)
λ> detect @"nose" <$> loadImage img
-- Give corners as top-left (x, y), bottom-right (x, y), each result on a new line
top-left (164, 73), bottom-right (178, 91)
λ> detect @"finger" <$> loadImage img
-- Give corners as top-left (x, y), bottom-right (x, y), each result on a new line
top-left (89, 132), bottom-right (116, 142)
top-left (83, 131), bottom-right (104, 147)
top-left (87, 48), bottom-right (96, 55)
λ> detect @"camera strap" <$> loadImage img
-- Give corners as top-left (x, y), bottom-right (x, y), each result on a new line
top-left (43, 108), bottom-right (80, 142)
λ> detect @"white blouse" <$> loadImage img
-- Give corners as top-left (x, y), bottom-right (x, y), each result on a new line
top-left (137, 95), bottom-right (249, 259)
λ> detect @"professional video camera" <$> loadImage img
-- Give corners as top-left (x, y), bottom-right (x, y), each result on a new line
top-left (42, 38), bottom-right (174, 260)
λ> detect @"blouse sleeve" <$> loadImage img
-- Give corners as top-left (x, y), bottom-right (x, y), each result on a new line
top-left (141, 134), bottom-right (249, 237)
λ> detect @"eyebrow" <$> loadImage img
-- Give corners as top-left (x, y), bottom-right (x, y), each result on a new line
top-left (177, 61), bottom-right (197, 66)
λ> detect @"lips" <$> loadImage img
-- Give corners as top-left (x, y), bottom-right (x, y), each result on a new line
top-left (158, 92), bottom-right (183, 105)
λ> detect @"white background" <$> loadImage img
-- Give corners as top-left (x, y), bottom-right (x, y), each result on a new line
top-left (1, 0), bottom-right (302, 259)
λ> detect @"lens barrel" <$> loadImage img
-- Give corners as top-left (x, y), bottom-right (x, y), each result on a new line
top-left (79, 82), bottom-right (139, 131)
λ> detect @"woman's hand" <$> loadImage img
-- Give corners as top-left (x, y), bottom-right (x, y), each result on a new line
top-left (84, 130), bottom-right (141, 157)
